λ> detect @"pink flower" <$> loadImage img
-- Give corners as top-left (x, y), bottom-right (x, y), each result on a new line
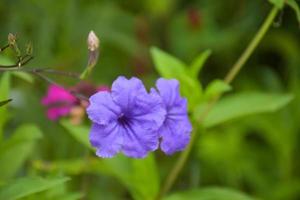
top-left (41, 85), bottom-right (76, 120)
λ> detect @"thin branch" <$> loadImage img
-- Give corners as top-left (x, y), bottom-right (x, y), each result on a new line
top-left (0, 44), bottom-right (9, 52)
top-left (32, 71), bottom-right (88, 101)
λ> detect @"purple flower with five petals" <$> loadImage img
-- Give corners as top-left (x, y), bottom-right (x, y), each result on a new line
top-left (87, 76), bottom-right (166, 158)
top-left (153, 78), bottom-right (192, 155)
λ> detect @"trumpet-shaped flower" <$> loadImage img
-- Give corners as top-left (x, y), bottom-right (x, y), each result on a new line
top-left (87, 76), bottom-right (166, 158)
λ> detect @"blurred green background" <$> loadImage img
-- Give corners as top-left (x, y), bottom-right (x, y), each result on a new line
top-left (0, 0), bottom-right (300, 199)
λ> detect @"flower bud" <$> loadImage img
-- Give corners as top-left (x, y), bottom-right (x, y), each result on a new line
top-left (87, 31), bottom-right (99, 51)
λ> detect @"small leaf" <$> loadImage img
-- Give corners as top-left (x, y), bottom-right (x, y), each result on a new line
top-left (12, 71), bottom-right (34, 83)
top-left (268, 0), bottom-right (285, 8)
top-left (287, 0), bottom-right (300, 24)
top-left (130, 155), bottom-right (160, 200)
top-left (60, 120), bottom-right (93, 150)
top-left (164, 187), bottom-right (256, 200)
top-left (0, 99), bottom-right (12, 107)
top-left (189, 49), bottom-right (211, 78)
top-left (204, 79), bottom-right (231, 100)
top-left (194, 92), bottom-right (293, 128)
top-left (0, 124), bottom-right (42, 179)
top-left (150, 47), bottom-right (187, 78)
top-left (0, 176), bottom-right (70, 200)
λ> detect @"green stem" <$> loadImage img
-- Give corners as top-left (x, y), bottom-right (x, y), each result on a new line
top-left (156, 6), bottom-right (279, 200)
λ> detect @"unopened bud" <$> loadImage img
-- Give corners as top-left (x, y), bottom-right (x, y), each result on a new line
top-left (8, 33), bottom-right (17, 46)
top-left (87, 31), bottom-right (99, 51)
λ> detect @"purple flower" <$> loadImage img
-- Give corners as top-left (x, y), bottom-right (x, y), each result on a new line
top-left (153, 78), bottom-right (192, 155)
top-left (87, 76), bottom-right (166, 158)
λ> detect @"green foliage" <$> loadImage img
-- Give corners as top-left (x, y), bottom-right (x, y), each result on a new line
top-left (164, 187), bottom-right (256, 200)
top-left (150, 47), bottom-right (204, 109)
top-left (12, 72), bottom-right (34, 84)
top-left (268, 0), bottom-right (285, 8)
top-left (189, 50), bottom-right (212, 79)
top-left (60, 120), bottom-right (92, 150)
top-left (194, 92), bottom-right (293, 128)
top-left (0, 73), bottom-right (11, 137)
top-left (0, 124), bottom-right (42, 180)
top-left (0, 176), bottom-right (70, 200)
top-left (287, 0), bottom-right (300, 24)
top-left (0, 0), bottom-right (300, 199)
top-left (203, 79), bottom-right (231, 101)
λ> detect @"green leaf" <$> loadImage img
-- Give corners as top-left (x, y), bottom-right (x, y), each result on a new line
top-left (194, 92), bottom-right (293, 128)
top-left (268, 0), bottom-right (285, 8)
top-left (164, 187), bottom-right (256, 200)
top-left (12, 71), bottom-right (34, 83)
top-left (287, 0), bottom-right (300, 24)
top-left (0, 176), bottom-right (70, 200)
top-left (189, 49), bottom-right (211, 78)
top-left (0, 124), bottom-right (42, 179)
top-left (60, 120), bottom-right (93, 150)
top-left (150, 47), bottom-right (202, 110)
top-left (130, 155), bottom-right (160, 200)
top-left (204, 79), bottom-right (231, 100)
top-left (105, 154), bottom-right (159, 200)
top-left (0, 55), bottom-right (14, 65)
top-left (0, 73), bottom-right (11, 137)
top-left (0, 99), bottom-right (12, 107)
top-left (150, 47), bottom-right (187, 78)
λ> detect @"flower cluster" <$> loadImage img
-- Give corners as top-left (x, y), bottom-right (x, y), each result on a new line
top-left (86, 76), bottom-right (192, 158)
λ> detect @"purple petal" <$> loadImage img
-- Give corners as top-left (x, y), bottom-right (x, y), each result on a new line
top-left (122, 120), bottom-right (159, 158)
top-left (87, 91), bottom-right (122, 125)
top-left (129, 89), bottom-right (166, 131)
top-left (155, 78), bottom-right (192, 154)
top-left (156, 78), bottom-right (182, 109)
top-left (90, 122), bottom-right (123, 158)
top-left (159, 115), bottom-right (192, 155)
top-left (111, 76), bottom-right (147, 112)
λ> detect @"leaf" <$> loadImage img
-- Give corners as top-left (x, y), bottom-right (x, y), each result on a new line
top-left (268, 0), bottom-right (285, 8)
top-left (60, 120), bottom-right (93, 150)
top-left (0, 73), bottom-right (11, 136)
top-left (0, 55), bottom-right (14, 65)
top-left (150, 47), bottom-right (187, 78)
top-left (189, 49), bottom-right (211, 78)
top-left (0, 99), bottom-right (12, 107)
top-left (0, 176), bottom-right (70, 200)
top-left (0, 124), bottom-right (42, 179)
top-left (150, 47), bottom-right (202, 110)
top-left (12, 71), bottom-right (34, 83)
top-left (287, 0), bottom-right (300, 24)
top-left (130, 155), bottom-right (160, 200)
top-left (103, 154), bottom-right (159, 200)
top-left (204, 79), bottom-right (231, 100)
top-left (194, 92), bottom-right (293, 128)
top-left (164, 187), bottom-right (256, 200)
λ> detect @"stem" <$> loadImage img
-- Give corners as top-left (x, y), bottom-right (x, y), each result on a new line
top-left (156, 6), bottom-right (279, 200)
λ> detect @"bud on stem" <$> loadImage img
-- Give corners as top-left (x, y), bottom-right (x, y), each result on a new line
top-left (80, 31), bottom-right (100, 80)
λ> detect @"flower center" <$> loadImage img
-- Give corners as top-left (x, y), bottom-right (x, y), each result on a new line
top-left (117, 114), bottom-right (129, 126)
